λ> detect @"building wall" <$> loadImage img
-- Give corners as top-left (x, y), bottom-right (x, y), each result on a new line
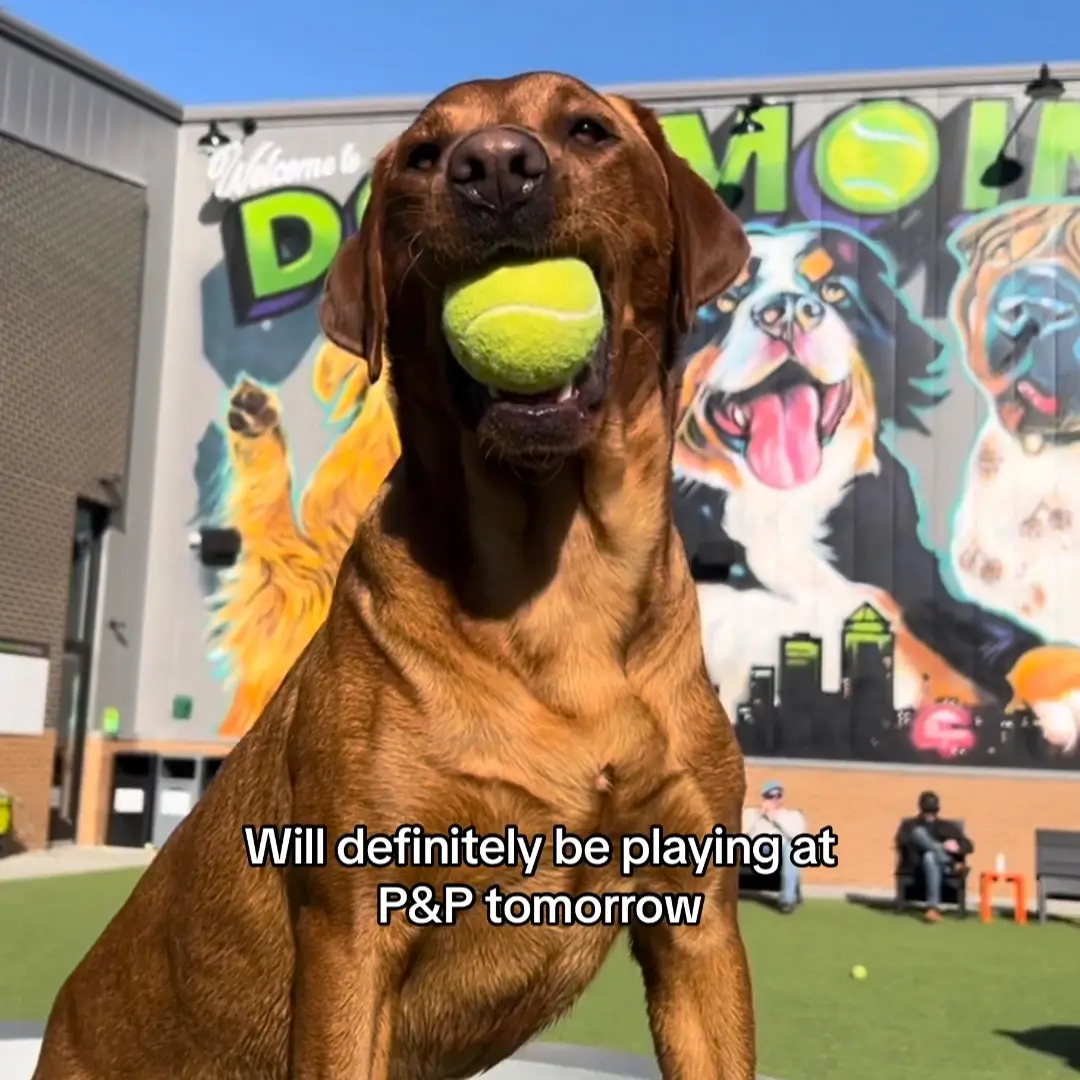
top-left (140, 113), bottom-right (408, 742)
top-left (148, 71), bottom-right (1080, 782)
top-left (0, 15), bottom-right (180, 848)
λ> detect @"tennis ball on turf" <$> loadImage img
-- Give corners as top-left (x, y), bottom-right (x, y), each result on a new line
top-left (442, 258), bottom-right (604, 394)
top-left (851, 964), bottom-right (868, 980)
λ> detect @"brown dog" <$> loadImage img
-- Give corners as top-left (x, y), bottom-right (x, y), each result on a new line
top-left (35, 72), bottom-right (753, 1080)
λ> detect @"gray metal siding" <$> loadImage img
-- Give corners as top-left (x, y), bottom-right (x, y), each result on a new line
top-left (0, 34), bottom-right (175, 185)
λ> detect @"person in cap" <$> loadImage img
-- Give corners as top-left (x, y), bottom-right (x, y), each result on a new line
top-left (895, 790), bottom-right (973, 922)
top-left (743, 780), bottom-right (807, 914)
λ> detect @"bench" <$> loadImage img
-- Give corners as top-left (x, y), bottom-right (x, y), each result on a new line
top-left (894, 817), bottom-right (969, 917)
top-left (1035, 829), bottom-right (1080, 924)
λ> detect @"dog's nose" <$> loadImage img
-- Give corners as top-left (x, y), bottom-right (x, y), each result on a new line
top-left (995, 295), bottom-right (1075, 340)
top-left (448, 127), bottom-right (549, 212)
top-left (752, 293), bottom-right (825, 339)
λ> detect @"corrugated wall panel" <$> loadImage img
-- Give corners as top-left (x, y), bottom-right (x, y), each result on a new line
top-left (0, 35), bottom-right (175, 185)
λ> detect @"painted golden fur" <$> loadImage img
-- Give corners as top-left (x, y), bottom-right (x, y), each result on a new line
top-left (213, 341), bottom-right (400, 736)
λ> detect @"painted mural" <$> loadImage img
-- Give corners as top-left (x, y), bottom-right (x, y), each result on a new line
top-left (195, 91), bottom-right (1080, 768)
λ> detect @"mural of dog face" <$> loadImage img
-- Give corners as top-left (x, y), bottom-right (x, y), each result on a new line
top-left (950, 200), bottom-right (1080, 453)
top-left (675, 224), bottom-right (945, 492)
top-left (948, 200), bottom-right (1080, 750)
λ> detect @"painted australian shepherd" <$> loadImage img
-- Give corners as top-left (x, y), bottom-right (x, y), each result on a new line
top-left (671, 221), bottom-right (1059, 724)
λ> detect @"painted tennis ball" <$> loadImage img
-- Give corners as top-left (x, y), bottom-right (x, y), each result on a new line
top-left (442, 258), bottom-right (604, 394)
top-left (851, 964), bottom-right (868, 980)
top-left (816, 101), bottom-right (939, 214)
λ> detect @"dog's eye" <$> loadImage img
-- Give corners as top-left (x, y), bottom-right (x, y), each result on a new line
top-left (568, 117), bottom-right (612, 147)
top-left (716, 295), bottom-right (738, 314)
top-left (819, 280), bottom-right (848, 304)
top-left (406, 142), bottom-right (441, 172)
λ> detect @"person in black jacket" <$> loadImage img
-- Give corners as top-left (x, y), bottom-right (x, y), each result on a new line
top-left (896, 791), bottom-right (974, 922)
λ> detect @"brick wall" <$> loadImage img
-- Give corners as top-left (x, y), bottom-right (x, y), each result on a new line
top-left (0, 730), bottom-right (56, 850)
top-left (744, 760), bottom-right (1080, 889)
top-left (0, 134), bottom-right (146, 848)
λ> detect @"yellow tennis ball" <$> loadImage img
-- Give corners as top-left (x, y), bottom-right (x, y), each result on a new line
top-left (442, 258), bottom-right (604, 394)
top-left (851, 964), bottom-right (868, 980)
top-left (816, 100), bottom-right (938, 214)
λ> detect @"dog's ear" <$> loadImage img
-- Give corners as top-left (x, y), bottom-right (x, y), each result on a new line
top-left (617, 97), bottom-right (749, 336)
top-left (319, 141), bottom-right (397, 383)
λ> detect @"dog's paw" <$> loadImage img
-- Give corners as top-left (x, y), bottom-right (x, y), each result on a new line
top-left (228, 379), bottom-right (281, 438)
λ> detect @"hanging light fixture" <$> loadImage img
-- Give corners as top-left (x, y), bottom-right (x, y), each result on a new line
top-left (731, 94), bottom-right (767, 136)
top-left (980, 64), bottom-right (1068, 189)
top-left (1024, 63), bottom-right (1065, 102)
top-left (197, 120), bottom-right (230, 155)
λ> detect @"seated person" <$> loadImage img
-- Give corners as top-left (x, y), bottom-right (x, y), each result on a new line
top-left (743, 780), bottom-right (806, 914)
top-left (896, 790), bottom-right (973, 922)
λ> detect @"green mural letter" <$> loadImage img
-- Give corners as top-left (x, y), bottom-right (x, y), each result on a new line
top-left (239, 189), bottom-right (343, 297)
top-left (222, 188), bottom-right (344, 322)
top-left (348, 174), bottom-right (373, 229)
top-left (961, 100), bottom-right (1011, 211)
top-left (717, 105), bottom-right (790, 213)
top-left (1029, 102), bottom-right (1080, 197)
top-left (659, 112), bottom-right (721, 188)
top-left (816, 100), bottom-right (939, 214)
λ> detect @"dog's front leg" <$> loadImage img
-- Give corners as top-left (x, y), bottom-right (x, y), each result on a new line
top-left (630, 865), bottom-right (756, 1080)
top-left (290, 895), bottom-right (400, 1079)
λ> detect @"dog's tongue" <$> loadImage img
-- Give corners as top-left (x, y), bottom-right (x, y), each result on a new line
top-left (744, 384), bottom-right (822, 489)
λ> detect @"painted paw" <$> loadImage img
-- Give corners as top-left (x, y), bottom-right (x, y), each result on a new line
top-left (1020, 515), bottom-right (1043, 539)
top-left (1020, 584), bottom-right (1047, 617)
top-left (1048, 507), bottom-right (1072, 531)
top-left (228, 379), bottom-right (281, 438)
top-left (1006, 646), bottom-right (1080, 754)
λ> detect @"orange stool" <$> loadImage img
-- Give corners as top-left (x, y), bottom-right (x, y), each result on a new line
top-left (979, 870), bottom-right (1028, 925)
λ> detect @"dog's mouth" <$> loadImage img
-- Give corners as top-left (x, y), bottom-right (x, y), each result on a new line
top-left (704, 360), bottom-right (852, 489)
top-left (446, 330), bottom-right (611, 458)
top-left (996, 374), bottom-right (1080, 455)
top-left (442, 255), bottom-right (612, 462)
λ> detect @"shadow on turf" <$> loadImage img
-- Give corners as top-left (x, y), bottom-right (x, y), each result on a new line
top-left (843, 893), bottom-right (967, 921)
top-left (843, 892), bottom-right (1080, 926)
top-left (997, 1026), bottom-right (1080, 1071)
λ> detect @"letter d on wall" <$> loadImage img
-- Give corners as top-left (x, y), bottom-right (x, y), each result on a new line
top-left (221, 188), bottom-right (344, 324)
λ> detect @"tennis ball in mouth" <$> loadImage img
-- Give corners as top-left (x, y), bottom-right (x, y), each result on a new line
top-left (441, 257), bottom-right (604, 395)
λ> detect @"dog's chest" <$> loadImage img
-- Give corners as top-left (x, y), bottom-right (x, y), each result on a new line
top-left (952, 425), bottom-right (1080, 643)
top-left (390, 713), bottom-right (713, 1077)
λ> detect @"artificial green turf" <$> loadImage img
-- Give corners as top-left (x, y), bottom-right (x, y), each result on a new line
top-left (3, 871), bottom-right (1077, 1079)
top-left (0, 869), bottom-right (144, 1021)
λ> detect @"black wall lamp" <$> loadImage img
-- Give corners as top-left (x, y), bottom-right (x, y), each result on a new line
top-left (981, 63), bottom-right (1067, 189)
top-left (197, 117), bottom-right (259, 155)
top-left (731, 94), bottom-right (767, 135)
top-left (189, 526), bottom-right (242, 568)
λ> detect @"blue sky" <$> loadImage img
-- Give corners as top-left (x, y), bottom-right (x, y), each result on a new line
top-left (9, 0), bottom-right (1075, 106)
